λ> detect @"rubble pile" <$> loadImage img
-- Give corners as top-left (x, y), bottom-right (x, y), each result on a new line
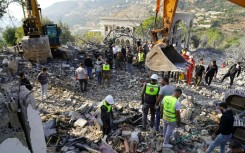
top-left (0, 49), bottom-right (244, 153)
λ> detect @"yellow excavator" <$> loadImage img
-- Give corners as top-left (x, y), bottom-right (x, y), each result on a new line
top-left (145, 0), bottom-right (245, 71)
top-left (21, 0), bottom-right (61, 63)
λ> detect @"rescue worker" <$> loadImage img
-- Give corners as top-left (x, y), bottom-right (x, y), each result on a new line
top-left (221, 62), bottom-right (241, 87)
top-left (182, 51), bottom-right (190, 61)
top-left (102, 60), bottom-right (111, 87)
top-left (141, 74), bottom-right (160, 131)
top-left (100, 95), bottom-right (115, 136)
top-left (206, 102), bottom-right (234, 153)
top-left (137, 48), bottom-right (145, 71)
top-left (187, 56), bottom-right (195, 85)
top-left (161, 89), bottom-right (182, 148)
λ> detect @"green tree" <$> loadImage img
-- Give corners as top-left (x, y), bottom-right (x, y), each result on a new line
top-left (42, 17), bottom-right (54, 25)
top-left (0, 39), bottom-right (4, 50)
top-left (15, 26), bottom-right (24, 43)
top-left (0, 0), bottom-right (22, 18)
top-left (135, 16), bottom-right (162, 38)
top-left (57, 21), bottom-right (75, 44)
top-left (82, 31), bottom-right (103, 44)
top-left (2, 27), bottom-right (17, 46)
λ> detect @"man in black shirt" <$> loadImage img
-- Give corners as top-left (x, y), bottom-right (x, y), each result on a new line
top-left (126, 50), bottom-right (133, 75)
top-left (206, 102), bottom-right (234, 153)
top-left (84, 55), bottom-right (93, 78)
top-left (195, 59), bottom-right (205, 86)
top-left (221, 62), bottom-right (241, 87)
top-left (205, 60), bottom-right (218, 85)
top-left (19, 72), bottom-right (33, 91)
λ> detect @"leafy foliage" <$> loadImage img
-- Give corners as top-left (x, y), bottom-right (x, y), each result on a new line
top-left (42, 17), bottom-right (54, 25)
top-left (2, 26), bottom-right (17, 46)
top-left (15, 26), bottom-right (24, 43)
top-left (0, 0), bottom-right (22, 18)
top-left (57, 21), bottom-right (75, 44)
top-left (134, 16), bottom-right (162, 39)
top-left (82, 31), bottom-right (103, 44)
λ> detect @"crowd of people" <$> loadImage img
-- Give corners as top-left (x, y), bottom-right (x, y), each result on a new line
top-left (180, 48), bottom-right (241, 88)
top-left (18, 41), bottom-right (243, 152)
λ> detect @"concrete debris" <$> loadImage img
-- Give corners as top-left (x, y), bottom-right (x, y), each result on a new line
top-left (74, 118), bottom-right (88, 128)
top-left (1, 47), bottom-right (244, 153)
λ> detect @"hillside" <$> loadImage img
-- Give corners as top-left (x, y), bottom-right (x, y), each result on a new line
top-left (42, 0), bottom-right (143, 31)
top-left (42, 0), bottom-right (245, 36)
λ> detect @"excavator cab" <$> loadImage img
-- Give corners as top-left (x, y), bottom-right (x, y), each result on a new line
top-left (42, 24), bottom-right (61, 48)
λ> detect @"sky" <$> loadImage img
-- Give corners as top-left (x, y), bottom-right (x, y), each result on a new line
top-left (0, 0), bottom-right (66, 28)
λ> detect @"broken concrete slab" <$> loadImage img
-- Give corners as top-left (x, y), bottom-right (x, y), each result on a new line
top-left (74, 118), bottom-right (88, 128)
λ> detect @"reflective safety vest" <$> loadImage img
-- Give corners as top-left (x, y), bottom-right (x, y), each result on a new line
top-left (102, 64), bottom-right (110, 71)
top-left (138, 52), bottom-right (144, 62)
top-left (162, 96), bottom-right (178, 122)
top-left (145, 83), bottom-right (159, 95)
top-left (102, 100), bottom-right (112, 112)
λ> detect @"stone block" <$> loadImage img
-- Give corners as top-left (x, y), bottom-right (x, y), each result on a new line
top-left (201, 130), bottom-right (209, 136)
top-left (122, 131), bottom-right (132, 137)
top-left (74, 118), bottom-right (88, 128)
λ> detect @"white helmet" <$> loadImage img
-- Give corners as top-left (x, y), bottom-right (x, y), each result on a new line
top-left (105, 95), bottom-right (114, 104)
top-left (189, 56), bottom-right (193, 59)
top-left (150, 74), bottom-right (158, 80)
top-left (186, 52), bottom-right (191, 56)
top-left (173, 44), bottom-right (176, 47)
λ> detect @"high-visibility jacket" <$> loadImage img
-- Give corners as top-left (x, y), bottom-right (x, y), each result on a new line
top-left (102, 100), bottom-right (112, 112)
top-left (145, 83), bottom-right (159, 95)
top-left (162, 96), bottom-right (178, 122)
top-left (138, 52), bottom-right (144, 62)
top-left (102, 64), bottom-right (110, 71)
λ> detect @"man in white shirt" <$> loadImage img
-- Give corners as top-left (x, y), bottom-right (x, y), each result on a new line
top-left (75, 63), bottom-right (88, 92)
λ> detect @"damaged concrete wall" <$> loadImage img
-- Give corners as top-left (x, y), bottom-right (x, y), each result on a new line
top-left (0, 85), bottom-right (47, 153)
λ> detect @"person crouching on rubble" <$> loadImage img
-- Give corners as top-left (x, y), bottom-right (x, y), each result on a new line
top-left (19, 72), bottom-right (33, 91)
top-left (37, 67), bottom-right (48, 100)
top-left (141, 74), bottom-right (160, 131)
top-left (101, 95), bottom-right (114, 136)
top-left (205, 102), bottom-right (234, 153)
top-left (161, 89), bottom-right (182, 148)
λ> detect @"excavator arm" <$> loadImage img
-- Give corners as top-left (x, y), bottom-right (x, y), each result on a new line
top-left (228, 0), bottom-right (245, 7)
top-left (146, 0), bottom-right (186, 72)
top-left (152, 0), bottom-right (179, 45)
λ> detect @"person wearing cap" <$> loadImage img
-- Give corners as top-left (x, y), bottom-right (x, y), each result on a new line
top-left (100, 95), bottom-right (115, 136)
top-left (141, 74), bottom-right (160, 131)
top-left (19, 72), bottom-right (33, 91)
top-left (187, 56), bottom-right (195, 85)
top-left (205, 60), bottom-right (218, 86)
top-left (137, 48), bottom-right (145, 71)
top-left (221, 61), bottom-right (241, 88)
top-left (206, 102), bottom-right (234, 153)
top-left (102, 60), bottom-right (111, 87)
top-left (161, 89), bottom-right (182, 148)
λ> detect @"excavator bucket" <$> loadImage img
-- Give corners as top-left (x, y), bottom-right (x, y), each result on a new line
top-left (145, 44), bottom-right (188, 72)
top-left (22, 36), bottom-right (52, 63)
